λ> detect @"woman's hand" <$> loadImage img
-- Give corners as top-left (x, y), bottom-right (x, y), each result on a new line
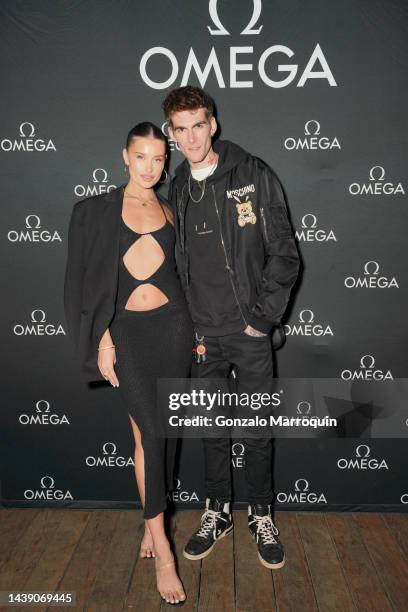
top-left (97, 347), bottom-right (119, 387)
top-left (98, 328), bottom-right (119, 387)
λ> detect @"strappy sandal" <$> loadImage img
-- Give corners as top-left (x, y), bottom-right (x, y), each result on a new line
top-left (155, 560), bottom-right (187, 606)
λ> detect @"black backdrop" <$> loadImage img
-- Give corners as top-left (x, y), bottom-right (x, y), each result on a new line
top-left (1, 0), bottom-right (407, 511)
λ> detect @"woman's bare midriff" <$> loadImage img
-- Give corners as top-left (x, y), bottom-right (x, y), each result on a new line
top-left (124, 283), bottom-right (169, 311)
top-left (122, 200), bottom-right (174, 312)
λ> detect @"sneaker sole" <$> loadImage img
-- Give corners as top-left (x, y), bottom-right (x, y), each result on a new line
top-left (257, 552), bottom-right (286, 570)
top-left (183, 525), bottom-right (234, 561)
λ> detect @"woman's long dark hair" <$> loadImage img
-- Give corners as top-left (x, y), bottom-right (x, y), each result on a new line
top-left (126, 121), bottom-right (167, 150)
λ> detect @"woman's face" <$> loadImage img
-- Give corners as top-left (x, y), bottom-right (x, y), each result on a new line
top-left (122, 136), bottom-right (166, 188)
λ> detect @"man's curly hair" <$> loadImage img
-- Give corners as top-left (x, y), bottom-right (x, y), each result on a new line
top-left (162, 86), bottom-right (215, 125)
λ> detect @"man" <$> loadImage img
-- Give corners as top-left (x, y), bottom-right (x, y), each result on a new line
top-left (162, 86), bottom-right (300, 569)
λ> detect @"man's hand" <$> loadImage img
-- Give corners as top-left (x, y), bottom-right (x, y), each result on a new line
top-left (243, 324), bottom-right (268, 337)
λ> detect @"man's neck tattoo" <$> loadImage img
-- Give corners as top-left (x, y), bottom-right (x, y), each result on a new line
top-left (207, 152), bottom-right (217, 165)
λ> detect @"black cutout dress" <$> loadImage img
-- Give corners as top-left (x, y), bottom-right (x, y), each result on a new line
top-left (109, 200), bottom-right (193, 519)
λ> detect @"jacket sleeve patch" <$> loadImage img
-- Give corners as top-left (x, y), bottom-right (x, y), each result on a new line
top-left (270, 204), bottom-right (293, 238)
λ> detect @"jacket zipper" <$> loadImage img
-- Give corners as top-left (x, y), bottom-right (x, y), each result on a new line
top-left (260, 207), bottom-right (269, 243)
top-left (211, 185), bottom-right (247, 327)
top-left (177, 184), bottom-right (190, 286)
top-left (177, 185), bottom-right (185, 253)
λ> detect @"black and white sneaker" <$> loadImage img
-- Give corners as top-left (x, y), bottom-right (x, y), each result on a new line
top-left (183, 498), bottom-right (233, 560)
top-left (248, 504), bottom-right (285, 569)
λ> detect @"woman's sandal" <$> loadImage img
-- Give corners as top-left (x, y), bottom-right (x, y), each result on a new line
top-left (155, 560), bottom-right (186, 606)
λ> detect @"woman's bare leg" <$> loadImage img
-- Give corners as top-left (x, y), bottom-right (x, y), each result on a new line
top-left (129, 415), bottom-right (186, 604)
top-left (130, 415), bottom-right (155, 558)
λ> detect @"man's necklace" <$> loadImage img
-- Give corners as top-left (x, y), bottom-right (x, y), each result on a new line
top-left (188, 175), bottom-right (207, 203)
top-left (188, 155), bottom-right (219, 203)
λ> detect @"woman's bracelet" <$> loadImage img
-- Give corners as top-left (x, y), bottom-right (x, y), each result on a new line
top-left (98, 345), bottom-right (115, 351)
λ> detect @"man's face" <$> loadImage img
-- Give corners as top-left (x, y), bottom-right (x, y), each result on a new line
top-left (168, 108), bottom-right (217, 166)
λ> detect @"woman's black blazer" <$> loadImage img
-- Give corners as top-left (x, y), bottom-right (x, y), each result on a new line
top-left (64, 184), bottom-right (168, 382)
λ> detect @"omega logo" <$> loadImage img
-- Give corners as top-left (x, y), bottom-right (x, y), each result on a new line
top-left (208, 0), bottom-right (263, 35)
top-left (139, 2), bottom-right (336, 89)
top-left (92, 168), bottom-right (108, 183)
top-left (19, 122), bottom-right (35, 137)
top-left (296, 402), bottom-right (312, 416)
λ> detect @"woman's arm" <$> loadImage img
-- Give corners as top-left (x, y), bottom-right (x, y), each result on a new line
top-left (97, 328), bottom-right (119, 387)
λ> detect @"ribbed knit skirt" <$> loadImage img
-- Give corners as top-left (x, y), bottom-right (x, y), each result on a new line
top-left (109, 298), bottom-right (193, 519)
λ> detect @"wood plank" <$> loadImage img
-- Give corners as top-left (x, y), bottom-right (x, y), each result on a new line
top-left (382, 513), bottom-right (408, 561)
top-left (273, 511), bottom-right (318, 612)
top-left (198, 508), bottom-right (235, 612)
top-left (1, 507), bottom-right (407, 611)
top-left (353, 513), bottom-right (408, 611)
top-left (0, 509), bottom-right (39, 539)
top-left (125, 556), bottom-right (159, 611)
top-left (326, 513), bottom-right (393, 611)
top-left (297, 512), bottom-right (355, 611)
top-left (53, 510), bottom-right (121, 610)
top-left (0, 510), bottom-right (64, 591)
top-left (22, 511), bottom-right (89, 594)
top-left (234, 509), bottom-right (276, 612)
top-left (0, 509), bottom-right (40, 572)
top-left (11, 511), bottom-right (89, 612)
top-left (87, 510), bottom-right (141, 609)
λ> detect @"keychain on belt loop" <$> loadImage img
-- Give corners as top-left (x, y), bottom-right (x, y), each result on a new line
top-left (194, 332), bottom-right (207, 364)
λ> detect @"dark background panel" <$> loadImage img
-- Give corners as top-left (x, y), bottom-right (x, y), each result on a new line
top-left (1, 0), bottom-right (407, 511)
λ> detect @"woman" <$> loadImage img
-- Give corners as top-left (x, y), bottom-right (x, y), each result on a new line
top-left (64, 122), bottom-right (193, 605)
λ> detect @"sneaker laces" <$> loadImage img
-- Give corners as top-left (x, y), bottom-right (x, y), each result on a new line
top-left (255, 515), bottom-right (279, 545)
top-left (196, 509), bottom-right (220, 539)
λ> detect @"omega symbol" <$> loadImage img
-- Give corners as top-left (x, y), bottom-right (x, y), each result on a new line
top-left (301, 214), bottom-right (317, 228)
top-left (294, 478), bottom-right (309, 492)
top-left (363, 261), bottom-right (380, 276)
top-left (40, 475), bottom-right (55, 489)
top-left (19, 122), bottom-right (35, 137)
top-left (304, 120), bottom-right (321, 135)
top-left (35, 400), bottom-right (51, 413)
top-left (161, 122), bottom-right (171, 138)
top-left (298, 309), bottom-right (314, 323)
top-left (360, 355), bottom-right (375, 369)
top-left (92, 168), bottom-right (108, 183)
top-left (232, 442), bottom-right (245, 456)
top-left (369, 166), bottom-right (385, 181)
top-left (102, 442), bottom-right (117, 455)
top-left (296, 402), bottom-right (312, 415)
top-left (25, 215), bottom-right (41, 229)
top-left (208, 0), bottom-right (263, 35)
top-left (31, 309), bottom-right (46, 323)
top-left (355, 444), bottom-right (370, 458)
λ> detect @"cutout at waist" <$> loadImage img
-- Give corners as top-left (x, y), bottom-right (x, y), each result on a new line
top-left (123, 283), bottom-right (169, 312)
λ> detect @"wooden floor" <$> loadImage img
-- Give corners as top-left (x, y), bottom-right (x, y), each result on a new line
top-left (0, 509), bottom-right (408, 611)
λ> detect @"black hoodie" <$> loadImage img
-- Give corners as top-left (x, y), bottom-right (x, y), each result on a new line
top-left (169, 139), bottom-right (300, 336)
top-left (182, 140), bottom-right (249, 335)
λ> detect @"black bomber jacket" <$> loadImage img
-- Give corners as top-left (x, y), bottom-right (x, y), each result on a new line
top-left (169, 139), bottom-right (300, 334)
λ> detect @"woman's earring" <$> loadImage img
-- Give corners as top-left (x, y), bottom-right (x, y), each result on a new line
top-left (159, 169), bottom-right (169, 184)
top-left (124, 165), bottom-right (129, 174)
